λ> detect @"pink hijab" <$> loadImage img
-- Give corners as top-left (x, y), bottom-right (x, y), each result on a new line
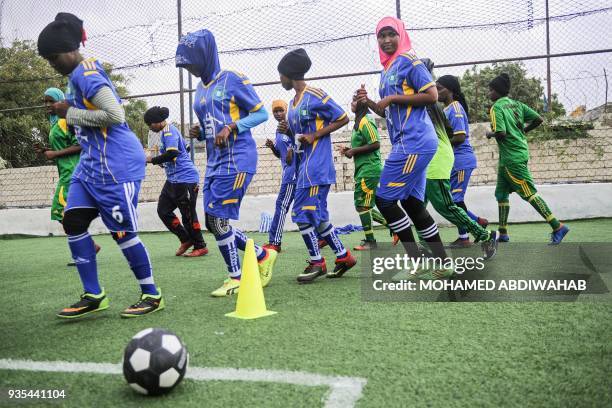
top-left (376, 16), bottom-right (412, 70)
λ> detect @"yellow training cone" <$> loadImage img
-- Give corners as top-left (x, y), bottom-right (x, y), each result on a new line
top-left (226, 239), bottom-right (277, 319)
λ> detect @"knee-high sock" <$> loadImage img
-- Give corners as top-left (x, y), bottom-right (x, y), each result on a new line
top-left (298, 223), bottom-right (322, 262)
top-left (115, 232), bottom-right (158, 295)
top-left (358, 210), bottom-right (376, 242)
top-left (233, 227), bottom-right (266, 261)
top-left (318, 221), bottom-right (347, 258)
top-left (68, 232), bottom-right (101, 295)
top-left (498, 200), bottom-right (510, 234)
top-left (216, 228), bottom-right (241, 279)
top-left (401, 197), bottom-right (448, 260)
top-left (375, 196), bottom-right (422, 258)
top-left (527, 194), bottom-right (561, 230)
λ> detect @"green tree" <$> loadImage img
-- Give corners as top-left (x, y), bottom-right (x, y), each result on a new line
top-left (0, 41), bottom-right (148, 168)
top-left (460, 62), bottom-right (565, 123)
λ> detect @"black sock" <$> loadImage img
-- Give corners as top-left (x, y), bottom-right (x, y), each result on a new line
top-left (401, 197), bottom-right (447, 260)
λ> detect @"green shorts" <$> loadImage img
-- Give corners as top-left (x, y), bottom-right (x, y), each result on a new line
top-left (51, 181), bottom-right (70, 221)
top-left (354, 177), bottom-right (379, 208)
top-left (495, 161), bottom-right (537, 201)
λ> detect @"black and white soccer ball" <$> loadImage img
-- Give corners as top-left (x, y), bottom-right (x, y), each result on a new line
top-left (123, 328), bottom-right (189, 396)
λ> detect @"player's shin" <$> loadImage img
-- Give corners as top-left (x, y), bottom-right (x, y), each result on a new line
top-left (113, 232), bottom-right (158, 295)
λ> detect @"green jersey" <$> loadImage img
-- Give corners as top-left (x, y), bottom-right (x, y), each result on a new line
top-left (49, 119), bottom-right (80, 183)
top-left (351, 115), bottom-right (382, 179)
top-left (489, 96), bottom-right (541, 165)
top-left (426, 103), bottom-right (454, 179)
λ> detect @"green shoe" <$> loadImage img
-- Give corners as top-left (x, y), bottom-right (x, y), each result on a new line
top-left (57, 290), bottom-right (109, 319)
top-left (121, 291), bottom-right (165, 318)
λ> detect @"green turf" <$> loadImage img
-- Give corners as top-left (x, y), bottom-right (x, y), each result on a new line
top-left (1, 219), bottom-right (611, 407)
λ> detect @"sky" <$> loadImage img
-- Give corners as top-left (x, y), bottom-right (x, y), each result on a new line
top-left (1, 0), bottom-right (611, 137)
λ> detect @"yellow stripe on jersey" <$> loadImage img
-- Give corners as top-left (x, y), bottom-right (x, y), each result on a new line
top-left (165, 147), bottom-right (178, 151)
top-left (322, 96), bottom-right (330, 104)
top-left (302, 206), bottom-right (316, 210)
top-left (412, 60), bottom-right (423, 66)
top-left (335, 112), bottom-right (347, 122)
top-left (83, 98), bottom-right (97, 110)
top-left (360, 178), bottom-right (374, 194)
top-left (242, 80), bottom-right (251, 85)
top-left (83, 71), bottom-right (99, 76)
top-left (222, 198), bottom-right (239, 205)
top-left (401, 80), bottom-right (414, 129)
top-left (229, 96), bottom-right (241, 122)
top-left (249, 102), bottom-right (263, 112)
top-left (418, 82), bottom-right (435, 93)
top-left (490, 107), bottom-right (497, 131)
top-left (58, 185), bottom-right (67, 207)
top-left (454, 131), bottom-right (467, 136)
top-left (452, 188), bottom-right (463, 193)
top-left (58, 119), bottom-right (68, 134)
top-left (387, 182), bottom-right (406, 187)
top-left (505, 168), bottom-right (532, 197)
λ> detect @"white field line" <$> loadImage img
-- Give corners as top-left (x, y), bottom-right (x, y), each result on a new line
top-left (0, 359), bottom-right (367, 408)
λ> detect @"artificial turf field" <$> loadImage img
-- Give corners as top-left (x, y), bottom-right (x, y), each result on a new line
top-left (1, 219), bottom-right (611, 407)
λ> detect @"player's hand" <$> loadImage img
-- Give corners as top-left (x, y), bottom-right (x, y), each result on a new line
top-left (286, 148), bottom-right (294, 165)
top-left (215, 126), bottom-right (231, 148)
top-left (146, 155), bottom-right (152, 164)
top-left (33, 143), bottom-right (47, 154)
top-left (277, 120), bottom-right (289, 135)
top-left (355, 84), bottom-right (369, 104)
top-left (52, 101), bottom-right (70, 118)
top-left (265, 139), bottom-right (275, 149)
top-left (486, 131), bottom-right (495, 139)
top-left (337, 145), bottom-right (352, 158)
top-left (189, 125), bottom-right (201, 139)
top-left (298, 133), bottom-right (315, 145)
top-left (43, 150), bottom-right (57, 160)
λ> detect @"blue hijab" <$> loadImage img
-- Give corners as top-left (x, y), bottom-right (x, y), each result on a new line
top-left (44, 87), bottom-right (65, 125)
top-left (175, 29), bottom-right (221, 85)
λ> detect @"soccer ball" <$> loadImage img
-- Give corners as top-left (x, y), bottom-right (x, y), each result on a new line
top-left (122, 328), bottom-right (188, 396)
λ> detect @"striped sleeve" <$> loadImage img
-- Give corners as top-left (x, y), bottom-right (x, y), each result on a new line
top-left (359, 117), bottom-right (380, 144)
top-left (490, 104), bottom-right (506, 133)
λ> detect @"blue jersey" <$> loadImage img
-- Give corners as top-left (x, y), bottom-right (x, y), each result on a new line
top-left (274, 131), bottom-right (297, 185)
top-left (287, 87), bottom-right (347, 188)
top-left (379, 52), bottom-right (438, 155)
top-left (444, 101), bottom-right (477, 170)
top-left (159, 124), bottom-right (199, 184)
top-left (66, 58), bottom-right (145, 184)
top-left (193, 70), bottom-right (263, 178)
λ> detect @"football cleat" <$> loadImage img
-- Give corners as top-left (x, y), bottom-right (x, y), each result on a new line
top-left (498, 233), bottom-right (510, 243)
top-left (481, 231), bottom-right (499, 260)
top-left (183, 247), bottom-right (208, 257)
top-left (121, 292), bottom-right (165, 318)
top-left (297, 260), bottom-right (327, 283)
top-left (211, 278), bottom-right (240, 297)
top-left (327, 251), bottom-right (357, 278)
top-left (354, 240), bottom-right (378, 251)
top-left (175, 241), bottom-right (193, 256)
top-left (258, 248), bottom-right (277, 288)
top-left (447, 237), bottom-right (472, 249)
top-left (392, 233), bottom-right (400, 246)
top-left (263, 243), bottom-right (281, 253)
top-left (417, 268), bottom-right (454, 280)
top-left (549, 225), bottom-right (569, 245)
top-left (57, 290), bottom-right (109, 319)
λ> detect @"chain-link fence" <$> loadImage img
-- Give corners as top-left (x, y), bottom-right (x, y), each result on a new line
top-left (1, 0), bottom-right (611, 166)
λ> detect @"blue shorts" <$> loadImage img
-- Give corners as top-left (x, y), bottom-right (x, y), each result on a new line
top-left (204, 173), bottom-right (253, 220)
top-left (377, 151), bottom-right (435, 202)
top-left (65, 178), bottom-right (141, 232)
top-left (292, 185), bottom-right (330, 226)
top-left (450, 168), bottom-right (475, 202)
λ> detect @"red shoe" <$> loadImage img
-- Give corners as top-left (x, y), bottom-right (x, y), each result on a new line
top-left (318, 239), bottom-right (328, 249)
top-left (183, 247), bottom-right (208, 257)
top-left (354, 240), bottom-right (378, 251)
top-left (175, 241), bottom-right (193, 256)
top-left (392, 234), bottom-right (400, 246)
top-left (477, 217), bottom-right (489, 228)
top-left (263, 243), bottom-right (281, 253)
top-left (327, 251), bottom-right (357, 278)
top-left (447, 238), bottom-right (472, 249)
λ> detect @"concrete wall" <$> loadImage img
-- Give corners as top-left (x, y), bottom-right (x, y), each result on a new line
top-left (1, 117), bottom-right (611, 236)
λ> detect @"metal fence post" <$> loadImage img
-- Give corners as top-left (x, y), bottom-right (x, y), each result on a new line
top-left (177, 0), bottom-right (185, 139)
top-left (395, 0), bottom-right (401, 19)
top-left (545, 0), bottom-right (552, 112)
